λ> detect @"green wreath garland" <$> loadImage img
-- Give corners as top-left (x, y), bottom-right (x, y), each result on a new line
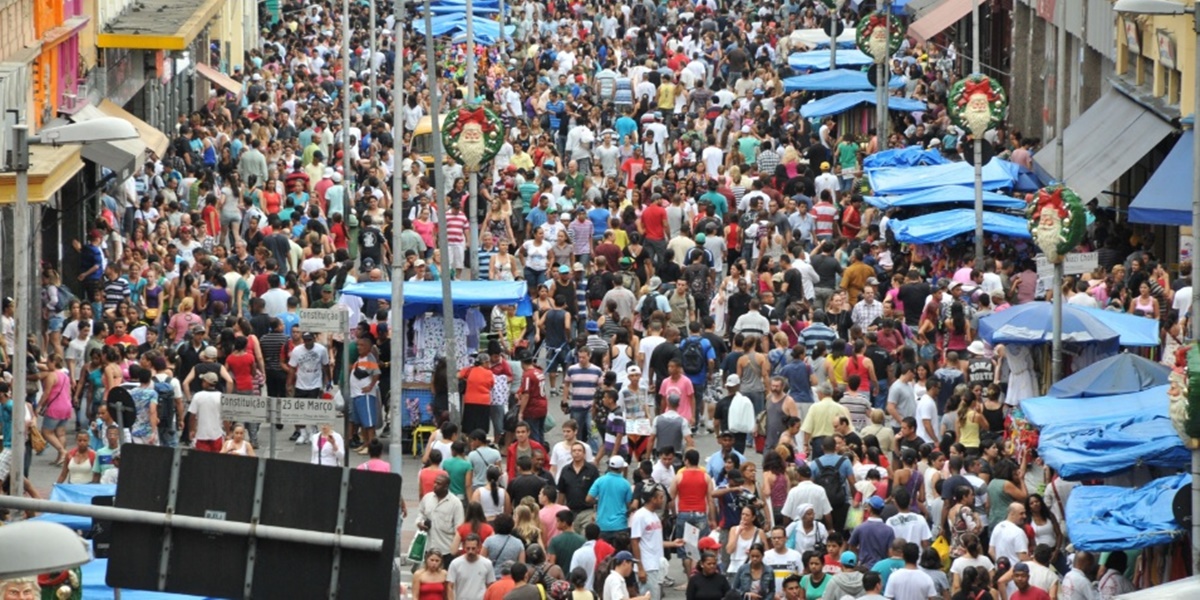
top-left (1026, 185), bottom-right (1086, 262)
top-left (854, 13), bottom-right (906, 63)
top-left (442, 103), bottom-right (506, 172)
top-left (948, 74), bottom-right (1008, 135)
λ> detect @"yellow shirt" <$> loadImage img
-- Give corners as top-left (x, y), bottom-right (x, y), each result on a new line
top-left (505, 316), bottom-right (527, 348)
top-left (510, 152), bottom-right (534, 172)
top-left (657, 82), bottom-right (677, 110)
top-left (958, 410), bottom-right (981, 449)
top-left (828, 355), bottom-right (849, 388)
top-left (613, 228), bottom-right (630, 250)
top-left (801, 397), bottom-right (851, 438)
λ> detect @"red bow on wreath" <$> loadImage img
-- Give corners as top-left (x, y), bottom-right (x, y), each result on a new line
top-left (868, 13), bottom-right (890, 30)
top-left (956, 77), bottom-right (1001, 107)
top-left (1035, 187), bottom-right (1070, 219)
top-left (448, 107), bottom-right (496, 137)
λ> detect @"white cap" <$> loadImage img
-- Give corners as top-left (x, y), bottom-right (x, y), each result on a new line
top-left (608, 455), bottom-right (628, 469)
top-left (626, 365), bottom-right (642, 375)
top-left (725, 374), bottom-right (741, 387)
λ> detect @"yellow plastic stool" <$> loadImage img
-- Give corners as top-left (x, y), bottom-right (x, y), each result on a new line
top-left (412, 424), bottom-right (438, 456)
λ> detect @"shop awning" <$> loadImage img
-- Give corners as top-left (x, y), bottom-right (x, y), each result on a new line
top-left (910, 0), bottom-right (976, 42)
top-left (70, 104), bottom-right (145, 180)
top-left (194, 63), bottom-right (243, 97)
top-left (96, 0), bottom-right (225, 50)
top-left (1032, 90), bottom-right (1175, 203)
top-left (0, 143), bottom-right (83, 204)
top-left (1129, 130), bottom-right (1192, 226)
top-left (99, 99), bottom-right (170, 158)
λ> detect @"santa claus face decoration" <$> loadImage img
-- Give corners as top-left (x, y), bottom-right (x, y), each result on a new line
top-left (1025, 185), bottom-right (1086, 265)
top-left (948, 74), bottom-right (1008, 136)
top-left (855, 13), bottom-right (906, 63)
top-left (443, 104), bottom-right (506, 173)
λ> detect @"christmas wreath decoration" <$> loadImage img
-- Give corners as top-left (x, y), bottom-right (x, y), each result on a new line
top-left (947, 74), bottom-right (1007, 136)
top-left (38, 568), bottom-right (82, 600)
top-left (1026, 185), bottom-right (1086, 264)
top-left (855, 12), bottom-right (906, 63)
top-left (441, 103), bottom-right (506, 173)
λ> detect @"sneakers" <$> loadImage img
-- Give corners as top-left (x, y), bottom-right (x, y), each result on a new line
top-left (295, 430), bottom-right (310, 445)
top-left (289, 430), bottom-right (301, 442)
top-left (355, 445), bottom-right (370, 455)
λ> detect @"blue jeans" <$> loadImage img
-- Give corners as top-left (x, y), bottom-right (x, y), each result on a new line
top-left (673, 511), bottom-right (711, 558)
top-left (873, 378), bottom-right (890, 410)
top-left (570, 407), bottom-right (592, 444)
top-left (525, 416), bottom-right (545, 446)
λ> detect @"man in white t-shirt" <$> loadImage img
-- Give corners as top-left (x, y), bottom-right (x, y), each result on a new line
top-left (549, 418), bottom-right (594, 480)
top-left (989, 503), bottom-right (1032, 565)
top-left (630, 485), bottom-right (680, 600)
top-left (882, 543), bottom-right (937, 600)
top-left (604, 551), bottom-right (651, 600)
top-left (762, 525), bottom-right (804, 572)
top-left (188, 372), bottom-right (225, 452)
top-left (780, 464), bottom-right (834, 526)
top-left (914, 379), bottom-right (940, 444)
top-left (885, 489), bottom-right (932, 547)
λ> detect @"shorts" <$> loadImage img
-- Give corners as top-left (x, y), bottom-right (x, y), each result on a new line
top-left (194, 438), bottom-right (223, 452)
top-left (48, 316), bottom-right (64, 332)
top-left (42, 416), bottom-right (70, 430)
top-left (352, 395), bottom-right (381, 428)
top-left (0, 448), bottom-right (11, 483)
top-left (448, 244), bottom-right (466, 269)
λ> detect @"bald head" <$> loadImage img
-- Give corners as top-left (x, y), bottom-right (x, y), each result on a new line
top-left (1007, 502), bottom-right (1026, 523)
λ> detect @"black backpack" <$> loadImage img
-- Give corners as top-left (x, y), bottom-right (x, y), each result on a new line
top-left (593, 554), bottom-right (615, 596)
top-left (680, 337), bottom-right (706, 376)
top-left (640, 292), bottom-right (660, 325)
top-left (815, 456), bottom-right (849, 506)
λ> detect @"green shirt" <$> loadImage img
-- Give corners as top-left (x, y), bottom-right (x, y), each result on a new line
top-left (870, 557), bottom-right (905, 588)
top-left (547, 531), bottom-right (586, 572)
top-left (443, 456), bottom-right (473, 499)
top-left (737, 136), bottom-right (761, 164)
top-left (836, 141), bottom-right (859, 171)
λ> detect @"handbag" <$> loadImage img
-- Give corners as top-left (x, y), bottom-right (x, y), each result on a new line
top-left (29, 424), bottom-right (47, 454)
top-left (844, 505), bottom-right (864, 530)
top-left (406, 530), bottom-right (428, 562)
top-left (932, 535), bottom-right (952, 571)
top-left (545, 413), bottom-right (556, 431)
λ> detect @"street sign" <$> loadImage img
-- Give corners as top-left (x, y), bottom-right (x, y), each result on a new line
top-left (220, 393), bottom-right (271, 422)
top-left (1036, 252), bottom-right (1098, 279)
top-left (221, 393), bottom-right (343, 428)
top-left (298, 308), bottom-right (348, 333)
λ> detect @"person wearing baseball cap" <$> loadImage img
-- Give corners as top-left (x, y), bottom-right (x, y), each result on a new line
top-left (588, 452), bottom-right (635, 542)
top-left (620, 365), bottom-right (653, 460)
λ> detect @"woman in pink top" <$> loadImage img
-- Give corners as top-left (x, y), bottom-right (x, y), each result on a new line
top-left (38, 354), bottom-right (76, 465)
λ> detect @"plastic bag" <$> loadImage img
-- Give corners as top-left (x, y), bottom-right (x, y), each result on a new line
top-left (407, 530), bottom-right (427, 562)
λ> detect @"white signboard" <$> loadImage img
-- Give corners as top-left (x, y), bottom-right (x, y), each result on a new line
top-left (221, 393), bottom-right (271, 422)
top-left (1036, 252), bottom-right (1098, 279)
top-left (221, 393), bottom-right (343, 428)
top-left (299, 308), bottom-right (348, 333)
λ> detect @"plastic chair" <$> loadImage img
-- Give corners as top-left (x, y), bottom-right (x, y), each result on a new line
top-left (411, 424), bottom-right (438, 456)
top-left (406, 392), bottom-right (437, 456)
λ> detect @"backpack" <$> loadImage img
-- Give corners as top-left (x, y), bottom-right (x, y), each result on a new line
top-left (680, 337), bottom-right (706, 376)
top-left (593, 554), bottom-right (615, 596)
top-left (639, 292), bottom-right (660, 325)
top-left (727, 393), bottom-right (755, 434)
top-left (153, 376), bottom-right (176, 425)
top-left (53, 285), bottom-right (78, 312)
top-left (814, 456), bottom-right (849, 506)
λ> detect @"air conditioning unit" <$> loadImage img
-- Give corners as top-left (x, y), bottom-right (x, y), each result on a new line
top-left (60, 84), bottom-right (90, 112)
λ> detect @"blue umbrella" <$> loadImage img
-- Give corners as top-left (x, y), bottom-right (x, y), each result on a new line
top-left (887, 209), bottom-right (1031, 244)
top-left (978, 301), bottom-right (1120, 345)
top-left (1048, 353), bottom-right (1172, 398)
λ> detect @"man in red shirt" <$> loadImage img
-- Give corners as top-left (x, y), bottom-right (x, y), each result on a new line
top-left (104, 320), bottom-right (138, 349)
top-left (517, 354), bottom-right (549, 445)
top-left (639, 193), bottom-right (669, 264)
top-left (840, 195), bottom-right (863, 239)
top-left (1009, 563), bottom-right (1051, 600)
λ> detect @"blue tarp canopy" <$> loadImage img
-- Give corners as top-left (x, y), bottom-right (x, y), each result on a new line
top-left (429, 3), bottom-right (500, 13)
top-left (83, 554), bottom-right (220, 599)
top-left (867, 158), bottom-right (1020, 194)
top-left (862, 147), bottom-right (950, 169)
top-left (341, 280), bottom-right (532, 319)
top-left (1049, 353), bottom-right (1172, 398)
top-left (782, 69), bottom-right (904, 92)
top-left (888, 209), bottom-right (1030, 244)
top-left (864, 185), bottom-right (1027, 210)
top-left (1075, 306), bottom-right (1161, 347)
top-left (787, 49), bottom-right (874, 71)
top-left (412, 15), bottom-right (509, 45)
top-left (1129, 130), bottom-right (1193, 226)
top-left (979, 301), bottom-right (1120, 345)
top-left (1020, 385), bottom-right (1190, 479)
top-left (1066, 473), bottom-right (1190, 552)
top-left (799, 92), bottom-right (927, 119)
top-left (30, 483), bottom-right (115, 532)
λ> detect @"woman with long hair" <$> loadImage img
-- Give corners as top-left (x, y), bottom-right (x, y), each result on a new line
top-left (1026, 493), bottom-right (1064, 573)
top-left (725, 505), bottom-right (766, 575)
top-left (470, 465), bottom-right (511, 521)
top-left (512, 503), bottom-right (543, 546)
top-left (945, 487), bottom-right (984, 563)
top-left (38, 353), bottom-right (75, 465)
top-left (762, 451), bottom-right (790, 527)
top-left (987, 458), bottom-right (1029, 532)
top-left (410, 551), bottom-right (450, 600)
top-left (949, 532), bottom-right (995, 594)
top-left (956, 391), bottom-right (988, 456)
top-left (481, 514), bottom-right (525, 579)
top-left (732, 543), bottom-right (774, 600)
top-left (451, 501), bottom-right (494, 554)
top-left (943, 303), bottom-right (972, 355)
top-left (951, 564), bottom-right (994, 600)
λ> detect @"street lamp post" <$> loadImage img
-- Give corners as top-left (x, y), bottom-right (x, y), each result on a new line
top-left (1050, 0), bottom-right (1068, 383)
top-left (389, 0), bottom-right (406, 566)
top-left (877, 0), bottom-right (891, 150)
top-left (466, 0), bottom-right (480, 279)
top-left (972, 0), bottom-right (984, 261)
top-left (5, 117), bottom-right (137, 504)
top-left (1113, 0), bottom-right (1200, 577)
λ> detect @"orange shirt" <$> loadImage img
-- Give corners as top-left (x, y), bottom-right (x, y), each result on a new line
top-left (418, 467), bottom-right (446, 499)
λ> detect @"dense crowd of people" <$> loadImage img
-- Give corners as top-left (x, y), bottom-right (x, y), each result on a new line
top-left (0, 0), bottom-right (1182, 598)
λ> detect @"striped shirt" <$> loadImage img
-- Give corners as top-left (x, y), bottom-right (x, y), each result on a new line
top-left (477, 249), bottom-right (496, 280)
top-left (565, 364), bottom-right (603, 410)
top-left (103, 278), bottom-right (130, 312)
top-left (801, 323), bottom-right (838, 352)
top-left (445, 211), bottom-right (469, 245)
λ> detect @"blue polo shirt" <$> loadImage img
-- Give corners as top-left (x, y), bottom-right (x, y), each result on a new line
top-left (588, 471), bottom-right (633, 532)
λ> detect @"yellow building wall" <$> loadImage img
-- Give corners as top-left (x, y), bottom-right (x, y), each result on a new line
top-left (212, 0), bottom-right (245, 73)
top-left (1120, 13), bottom-right (1196, 115)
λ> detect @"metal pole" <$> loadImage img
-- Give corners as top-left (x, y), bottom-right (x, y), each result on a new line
top-left (876, 0), bottom-right (889, 152)
top-left (829, 7), bottom-right (837, 71)
top-left (343, 0), bottom-right (354, 196)
top-left (1189, 10), bottom-right (1200, 578)
top-left (389, 0), bottom-right (405, 481)
top-left (972, 0), bottom-right (984, 260)
top-left (0, 496), bottom-right (385, 551)
top-left (8, 125), bottom-right (28, 502)
top-left (466, 0), bottom-right (479, 280)
top-left (1051, 0), bottom-right (1067, 382)
top-left (497, 0), bottom-right (505, 53)
top-left (426, 0), bottom-right (461, 424)
top-left (370, 0), bottom-right (378, 118)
